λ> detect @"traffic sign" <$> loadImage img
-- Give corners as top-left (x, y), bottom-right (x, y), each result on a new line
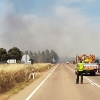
top-left (52, 58), bottom-right (56, 62)
top-left (7, 59), bottom-right (16, 64)
top-left (22, 54), bottom-right (30, 63)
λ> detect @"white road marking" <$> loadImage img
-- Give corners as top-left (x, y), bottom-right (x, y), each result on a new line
top-left (64, 64), bottom-right (100, 88)
top-left (25, 64), bottom-right (59, 100)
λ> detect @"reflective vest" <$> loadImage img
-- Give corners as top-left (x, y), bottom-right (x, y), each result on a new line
top-left (77, 63), bottom-right (84, 71)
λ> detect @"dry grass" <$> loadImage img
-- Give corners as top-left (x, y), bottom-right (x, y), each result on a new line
top-left (0, 63), bottom-right (54, 100)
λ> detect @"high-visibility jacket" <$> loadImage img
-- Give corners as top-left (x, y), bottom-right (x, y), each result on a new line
top-left (77, 63), bottom-right (84, 71)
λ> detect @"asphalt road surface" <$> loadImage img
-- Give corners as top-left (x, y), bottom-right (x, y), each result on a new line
top-left (8, 63), bottom-right (100, 100)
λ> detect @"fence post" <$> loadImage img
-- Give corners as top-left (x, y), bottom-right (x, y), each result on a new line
top-left (32, 69), bottom-right (35, 79)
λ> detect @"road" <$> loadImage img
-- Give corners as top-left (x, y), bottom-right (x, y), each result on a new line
top-left (8, 63), bottom-right (100, 100)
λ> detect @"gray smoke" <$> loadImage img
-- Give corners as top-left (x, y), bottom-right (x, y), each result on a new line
top-left (0, 1), bottom-right (100, 58)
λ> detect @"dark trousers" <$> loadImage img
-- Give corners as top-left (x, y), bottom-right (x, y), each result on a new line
top-left (76, 71), bottom-right (83, 84)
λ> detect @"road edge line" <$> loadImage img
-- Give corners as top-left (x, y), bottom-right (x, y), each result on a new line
top-left (25, 64), bottom-right (59, 100)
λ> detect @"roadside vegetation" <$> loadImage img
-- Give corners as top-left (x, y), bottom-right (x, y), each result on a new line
top-left (0, 63), bottom-right (54, 100)
top-left (0, 47), bottom-right (59, 64)
top-left (0, 46), bottom-right (58, 100)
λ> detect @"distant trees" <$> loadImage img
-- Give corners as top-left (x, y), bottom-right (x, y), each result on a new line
top-left (22, 49), bottom-right (59, 63)
top-left (0, 47), bottom-right (59, 63)
top-left (31, 49), bottom-right (59, 63)
top-left (41, 51), bottom-right (45, 63)
top-left (0, 48), bottom-right (8, 62)
top-left (50, 49), bottom-right (59, 63)
top-left (0, 47), bottom-right (22, 63)
top-left (28, 51), bottom-right (34, 64)
top-left (8, 47), bottom-right (22, 62)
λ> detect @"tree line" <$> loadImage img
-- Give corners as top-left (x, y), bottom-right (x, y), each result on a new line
top-left (0, 47), bottom-right (59, 63)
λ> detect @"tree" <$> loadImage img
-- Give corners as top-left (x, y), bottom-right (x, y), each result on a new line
top-left (21, 51), bottom-right (24, 56)
top-left (50, 49), bottom-right (59, 63)
top-left (8, 47), bottom-right (22, 62)
top-left (0, 48), bottom-right (8, 62)
top-left (33, 52), bottom-right (37, 63)
top-left (25, 50), bottom-right (28, 55)
top-left (45, 49), bottom-right (50, 63)
top-left (29, 50), bottom-right (34, 64)
top-left (41, 51), bottom-right (45, 63)
top-left (37, 51), bottom-right (41, 63)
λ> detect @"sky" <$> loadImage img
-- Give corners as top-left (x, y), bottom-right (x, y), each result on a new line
top-left (0, 0), bottom-right (100, 58)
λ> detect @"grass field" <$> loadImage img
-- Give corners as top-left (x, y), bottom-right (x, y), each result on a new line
top-left (0, 63), bottom-right (54, 94)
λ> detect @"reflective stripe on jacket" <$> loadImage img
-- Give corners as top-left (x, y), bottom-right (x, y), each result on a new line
top-left (77, 63), bottom-right (84, 71)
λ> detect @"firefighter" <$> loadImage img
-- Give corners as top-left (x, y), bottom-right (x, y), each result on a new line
top-left (75, 60), bottom-right (84, 84)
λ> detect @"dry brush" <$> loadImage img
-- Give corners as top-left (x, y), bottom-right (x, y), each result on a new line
top-left (0, 63), bottom-right (54, 93)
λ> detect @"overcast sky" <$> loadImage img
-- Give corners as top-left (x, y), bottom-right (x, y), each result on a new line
top-left (0, 0), bottom-right (100, 57)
